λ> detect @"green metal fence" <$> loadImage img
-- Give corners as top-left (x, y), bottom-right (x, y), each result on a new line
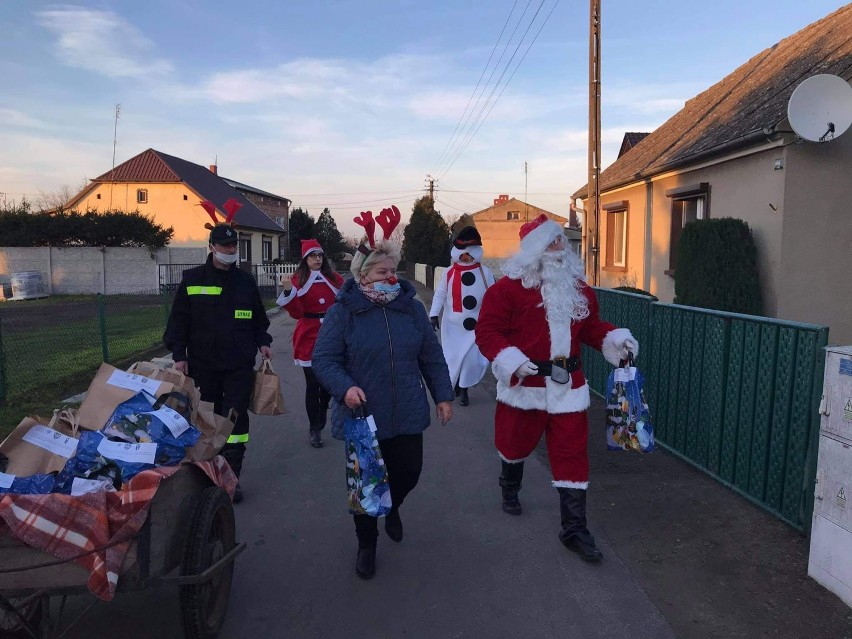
top-left (0, 291), bottom-right (172, 405)
top-left (582, 289), bottom-right (829, 533)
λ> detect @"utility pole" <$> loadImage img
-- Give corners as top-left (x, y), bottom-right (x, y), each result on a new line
top-left (110, 103), bottom-right (120, 210)
top-left (524, 161), bottom-right (529, 221)
top-left (425, 175), bottom-right (435, 202)
top-left (587, 0), bottom-right (601, 286)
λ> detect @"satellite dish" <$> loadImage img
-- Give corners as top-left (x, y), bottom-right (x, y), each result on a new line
top-left (787, 74), bottom-right (852, 142)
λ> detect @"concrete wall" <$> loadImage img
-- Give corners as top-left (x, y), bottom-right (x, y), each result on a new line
top-left (0, 246), bottom-right (207, 295)
top-left (414, 263), bottom-right (427, 286)
top-left (779, 131), bottom-right (852, 343)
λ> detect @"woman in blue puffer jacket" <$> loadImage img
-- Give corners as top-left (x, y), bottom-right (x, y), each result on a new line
top-left (312, 240), bottom-right (454, 580)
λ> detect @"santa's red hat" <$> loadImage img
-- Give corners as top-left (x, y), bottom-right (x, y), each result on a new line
top-left (301, 239), bottom-right (323, 259)
top-left (519, 214), bottom-right (564, 255)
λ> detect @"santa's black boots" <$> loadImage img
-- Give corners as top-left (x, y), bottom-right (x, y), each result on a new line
top-left (558, 487), bottom-right (603, 562)
top-left (499, 461), bottom-right (524, 515)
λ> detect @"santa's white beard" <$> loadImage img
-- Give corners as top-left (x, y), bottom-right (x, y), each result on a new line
top-left (540, 249), bottom-right (590, 320)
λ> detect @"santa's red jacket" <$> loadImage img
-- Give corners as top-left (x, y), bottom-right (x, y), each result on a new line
top-left (278, 270), bottom-right (344, 366)
top-left (475, 276), bottom-right (632, 414)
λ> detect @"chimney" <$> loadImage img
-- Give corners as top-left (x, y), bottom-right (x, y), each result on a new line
top-left (209, 164), bottom-right (218, 175)
top-left (493, 194), bottom-right (510, 205)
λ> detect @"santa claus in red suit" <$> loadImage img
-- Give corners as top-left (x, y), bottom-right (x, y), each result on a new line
top-left (475, 214), bottom-right (638, 562)
top-left (277, 239), bottom-right (345, 448)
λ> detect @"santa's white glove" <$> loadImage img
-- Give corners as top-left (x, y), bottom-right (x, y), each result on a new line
top-left (620, 337), bottom-right (639, 361)
top-left (514, 360), bottom-right (539, 379)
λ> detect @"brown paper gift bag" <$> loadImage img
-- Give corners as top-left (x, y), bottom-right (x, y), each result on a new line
top-left (0, 410), bottom-right (81, 475)
top-left (77, 363), bottom-right (174, 431)
top-left (187, 404), bottom-right (237, 461)
top-left (126, 361), bottom-right (201, 416)
top-left (249, 360), bottom-right (285, 416)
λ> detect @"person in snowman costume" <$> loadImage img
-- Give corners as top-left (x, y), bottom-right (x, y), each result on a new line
top-left (278, 239), bottom-right (345, 448)
top-left (429, 226), bottom-right (495, 407)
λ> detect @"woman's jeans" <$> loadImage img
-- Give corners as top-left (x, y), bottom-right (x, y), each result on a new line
top-left (353, 434), bottom-right (424, 548)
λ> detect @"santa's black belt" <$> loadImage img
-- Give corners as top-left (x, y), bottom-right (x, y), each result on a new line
top-left (530, 356), bottom-right (581, 378)
top-left (304, 312), bottom-right (326, 319)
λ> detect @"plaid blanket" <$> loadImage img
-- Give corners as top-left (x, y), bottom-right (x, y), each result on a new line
top-left (0, 456), bottom-right (237, 601)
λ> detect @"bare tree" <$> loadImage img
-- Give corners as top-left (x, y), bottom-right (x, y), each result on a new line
top-left (389, 222), bottom-right (407, 245)
top-left (33, 178), bottom-right (90, 211)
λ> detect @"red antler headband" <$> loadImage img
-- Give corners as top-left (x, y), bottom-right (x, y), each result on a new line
top-left (376, 205), bottom-right (401, 239)
top-left (353, 210), bottom-right (376, 249)
top-left (353, 205), bottom-right (400, 255)
top-left (223, 198), bottom-right (243, 223)
top-left (199, 198), bottom-right (243, 231)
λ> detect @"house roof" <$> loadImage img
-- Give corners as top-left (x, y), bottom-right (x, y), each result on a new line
top-left (222, 177), bottom-right (291, 204)
top-left (89, 149), bottom-right (285, 233)
top-left (573, 5), bottom-right (852, 198)
top-left (617, 132), bottom-right (650, 158)
top-left (471, 197), bottom-right (568, 223)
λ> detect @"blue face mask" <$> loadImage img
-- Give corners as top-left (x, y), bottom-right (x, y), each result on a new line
top-left (373, 281), bottom-right (401, 294)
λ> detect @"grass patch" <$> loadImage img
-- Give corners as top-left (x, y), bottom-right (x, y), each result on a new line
top-left (0, 294), bottom-right (170, 438)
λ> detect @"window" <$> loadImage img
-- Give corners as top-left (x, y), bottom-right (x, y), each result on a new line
top-left (506, 211), bottom-right (520, 220)
top-left (262, 236), bottom-right (273, 262)
top-left (275, 216), bottom-right (286, 229)
top-left (183, 194), bottom-right (188, 201)
top-left (96, 193), bottom-right (101, 200)
top-left (667, 183), bottom-right (710, 272)
top-left (603, 201), bottom-right (628, 270)
top-left (239, 233), bottom-right (253, 263)
top-left (136, 189), bottom-right (148, 204)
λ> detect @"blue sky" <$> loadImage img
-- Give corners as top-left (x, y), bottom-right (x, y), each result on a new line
top-left (0, 1), bottom-right (845, 236)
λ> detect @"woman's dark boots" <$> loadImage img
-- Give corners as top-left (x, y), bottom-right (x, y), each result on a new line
top-left (354, 516), bottom-right (378, 579)
top-left (384, 509), bottom-right (403, 542)
top-left (499, 461), bottom-right (524, 515)
top-left (309, 428), bottom-right (323, 448)
top-left (557, 487), bottom-right (603, 562)
top-left (459, 387), bottom-right (469, 406)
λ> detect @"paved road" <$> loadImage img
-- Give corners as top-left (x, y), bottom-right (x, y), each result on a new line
top-left (57, 279), bottom-right (852, 638)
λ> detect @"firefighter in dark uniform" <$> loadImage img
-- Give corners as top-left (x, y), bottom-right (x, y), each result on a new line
top-left (163, 221), bottom-right (272, 503)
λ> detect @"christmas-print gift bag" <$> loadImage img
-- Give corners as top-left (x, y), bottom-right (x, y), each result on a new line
top-left (343, 406), bottom-right (392, 517)
top-left (605, 355), bottom-right (655, 453)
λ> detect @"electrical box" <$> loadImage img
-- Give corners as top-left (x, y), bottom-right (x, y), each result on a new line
top-left (809, 345), bottom-right (852, 607)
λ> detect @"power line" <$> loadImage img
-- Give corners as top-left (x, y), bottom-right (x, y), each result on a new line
top-left (432, 1), bottom-right (537, 177)
top-left (438, 0), bottom-right (559, 178)
top-left (429, 0), bottom-right (520, 175)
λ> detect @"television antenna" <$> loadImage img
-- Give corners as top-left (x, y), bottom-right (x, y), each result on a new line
top-left (787, 74), bottom-right (852, 142)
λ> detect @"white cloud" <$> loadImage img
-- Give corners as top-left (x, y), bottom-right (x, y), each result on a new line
top-left (0, 109), bottom-right (47, 129)
top-left (36, 6), bottom-right (173, 78)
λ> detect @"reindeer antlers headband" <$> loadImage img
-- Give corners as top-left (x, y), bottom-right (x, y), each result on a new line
top-left (353, 205), bottom-right (401, 255)
top-left (199, 198), bottom-right (243, 231)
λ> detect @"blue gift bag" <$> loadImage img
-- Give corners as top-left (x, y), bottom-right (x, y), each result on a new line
top-left (605, 358), bottom-right (655, 453)
top-left (344, 408), bottom-right (392, 517)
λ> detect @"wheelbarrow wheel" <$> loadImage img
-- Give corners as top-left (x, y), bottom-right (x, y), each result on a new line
top-left (0, 595), bottom-right (44, 639)
top-left (180, 486), bottom-right (236, 639)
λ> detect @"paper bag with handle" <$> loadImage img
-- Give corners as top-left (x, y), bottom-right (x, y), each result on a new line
top-left (77, 363), bottom-right (174, 431)
top-left (0, 409), bottom-right (81, 475)
top-left (126, 361), bottom-right (201, 416)
top-left (249, 360), bottom-right (285, 416)
top-left (187, 403), bottom-right (237, 461)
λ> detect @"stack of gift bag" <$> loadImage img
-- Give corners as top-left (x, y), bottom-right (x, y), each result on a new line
top-left (0, 360), bottom-right (236, 497)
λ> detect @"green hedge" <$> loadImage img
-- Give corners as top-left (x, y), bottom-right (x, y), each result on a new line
top-left (674, 217), bottom-right (762, 315)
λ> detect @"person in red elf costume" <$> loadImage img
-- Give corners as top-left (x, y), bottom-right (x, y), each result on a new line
top-left (475, 214), bottom-right (638, 562)
top-left (277, 239), bottom-right (345, 448)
